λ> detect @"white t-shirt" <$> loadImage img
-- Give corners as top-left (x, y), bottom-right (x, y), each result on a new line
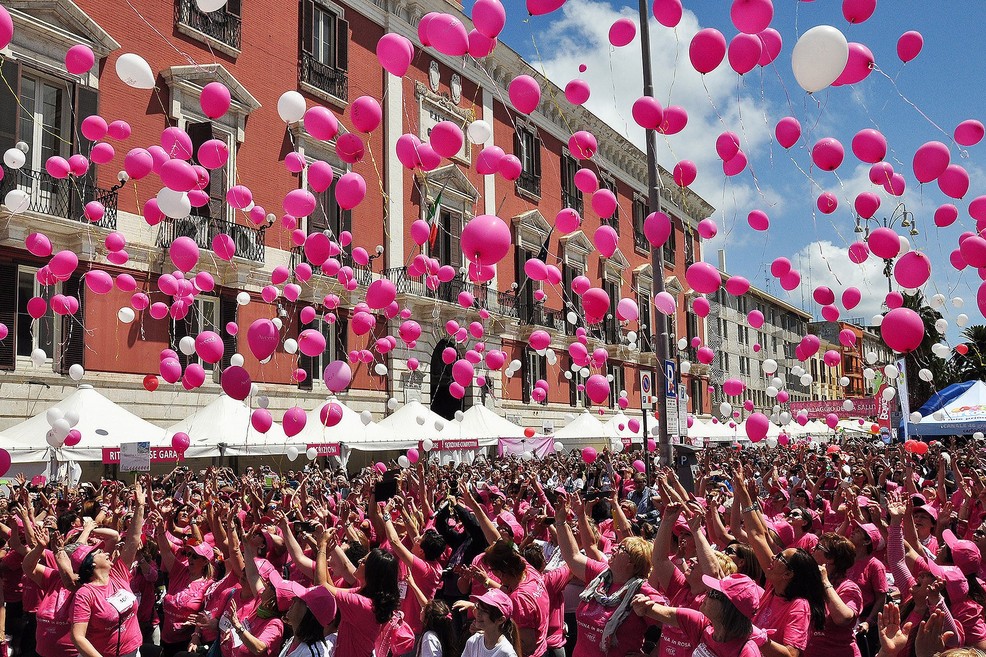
top-left (419, 630), bottom-right (443, 657)
top-left (462, 633), bottom-right (519, 657)
top-left (276, 636), bottom-right (334, 657)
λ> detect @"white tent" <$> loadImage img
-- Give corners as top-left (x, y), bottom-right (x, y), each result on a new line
top-left (446, 404), bottom-right (526, 442)
top-left (165, 394), bottom-right (289, 458)
top-left (603, 413), bottom-right (643, 438)
top-left (692, 419), bottom-right (741, 443)
top-left (3, 385), bottom-right (168, 466)
top-left (288, 398), bottom-right (377, 466)
top-left (909, 380), bottom-right (986, 436)
top-left (359, 400), bottom-right (451, 451)
top-left (553, 412), bottom-right (612, 442)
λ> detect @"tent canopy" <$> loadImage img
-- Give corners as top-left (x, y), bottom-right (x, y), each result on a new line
top-left (908, 380), bottom-right (986, 436)
top-left (166, 394), bottom-right (289, 458)
top-left (553, 412), bottom-right (612, 440)
top-left (440, 404), bottom-right (522, 444)
top-left (603, 413), bottom-right (643, 438)
top-left (3, 385), bottom-right (166, 463)
top-left (358, 400), bottom-right (451, 451)
top-left (292, 398), bottom-right (377, 448)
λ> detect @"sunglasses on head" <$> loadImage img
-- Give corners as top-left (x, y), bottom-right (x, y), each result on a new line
top-left (773, 551), bottom-right (790, 567)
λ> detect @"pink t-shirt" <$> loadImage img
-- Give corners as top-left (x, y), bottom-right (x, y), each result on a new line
top-left (161, 558), bottom-right (210, 644)
top-left (401, 556), bottom-right (443, 634)
top-left (674, 608), bottom-right (760, 657)
top-left (131, 560), bottom-right (159, 625)
top-left (793, 533), bottom-right (819, 552)
top-left (803, 579), bottom-right (862, 657)
top-left (70, 558), bottom-right (143, 657)
top-left (218, 594), bottom-right (284, 657)
top-left (573, 559), bottom-right (661, 657)
top-left (201, 574), bottom-right (239, 642)
top-left (335, 589), bottom-right (385, 657)
top-left (657, 567), bottom-right (705, 657)
top-left (34, 568), bottom-right (77, 657)
top-left (543, 566), bottom-right (572, 649)
top-left (511, 564), bottom-right (550, 657)
top-left (1, 548), bottom-right (24, 603)
top-left (846, 557), bottom-right (888, 610)
top-left (752, 587), bottom-right (811, 652)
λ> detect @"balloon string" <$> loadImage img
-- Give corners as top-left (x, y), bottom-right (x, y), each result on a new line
top-left (871, 66), bottom-right (955, 147)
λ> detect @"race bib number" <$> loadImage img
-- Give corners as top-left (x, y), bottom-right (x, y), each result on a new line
top-left (107, 589), bottom-right (137, 614)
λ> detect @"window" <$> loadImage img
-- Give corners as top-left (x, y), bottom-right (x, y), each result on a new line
top-left (721, 352), bottom-right (730, 373)
top-left (432, 209), bottom-right (463, 272)
top-left (16, 267), bottom-right (59, 359)
top-left (632, 195), bottom-right (647, 251)
top-left (740, 357), bottom-right (750, 376)
top-left (560, 153), bottom-right (582, 215)
top-left (603, 279), bottom-right (620, 344)
top-left (662, 216), bottom-right (676, 265)
top-left (522, 347), bottom-right (547, 405)
top-left (599, 175), bottom-right (619, 232)
top-left (172, 296), bottom-right (219, 370)
top-left (609, 364), bottom-right (626, 409)
top-left (514, 125), bottom-right (541, 197)
top-left (310, 171), bottom-right (351, 241)
top-left (19, 75), bottom-right (68, 172)
top-left (516, 246), bottom-right (537, 324)
top-left (187, 122), bottom-right (228, 222)
top-left (637, 286), bottom-right (652, 352)
top-left (299, 311), bottom-right (348, 390)
top-left (562, 262), bottom-right (582, 336)
top-left (690, 378), bottom-right (705, 414)
top-left (300, 0), bottom-right (349, 101)
top-left (176, 0), bottom-right (242, 53)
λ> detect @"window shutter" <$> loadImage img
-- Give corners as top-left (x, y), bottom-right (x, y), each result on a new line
top-left (341, 207), bottom-right (352, 237)
top-left (521, 349), bottom-right (531, 404)
top-left (71, 84), bottom-right (99, 219)
top-left (335, 309), bottom-right (349, 357)
top-left (57, 276), bottom-right (84, 374)
top-left (298, 350), bottom-right (314, 391)
top-left (0, 59), bottom-right (20, 149)
top-left (226, 0), bottom-right (242, 15)
top-left (300, 0), bottom-right (315, 55)
top-left (309, 190), bottom-right (330, 235)
top-left (187, 122), bottom-right (218, 220)
top-left (335, 15), bottom-right (349, 70)
top-left (513, 130), bottom-right (522, 164)
top-left (219, 295), bottom-right (237, 370)
top-left (0, 263), bottom-right (16, 371)
top-left (533, 136), bottom-right (542, 177)
top-left (449, 213), bottom-right (462, 270)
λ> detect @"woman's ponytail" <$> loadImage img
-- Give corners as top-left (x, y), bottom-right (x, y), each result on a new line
top-left (501, 618), bottom-right (523, 657)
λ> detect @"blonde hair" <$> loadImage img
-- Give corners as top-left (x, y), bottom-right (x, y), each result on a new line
top-left (621, 537), bottom-right (653, 579)
top-left (714, 551), bottom-right (737, 576)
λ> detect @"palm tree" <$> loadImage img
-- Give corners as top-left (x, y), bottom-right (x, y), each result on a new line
top-left (951, 325), bottom-right (986, 382)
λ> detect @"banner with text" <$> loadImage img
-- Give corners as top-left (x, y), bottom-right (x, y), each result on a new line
top-left (305, 443), bottom-right (341, 457)
top-left (102, 446), bottom-right (183, 465)
top-left (790, 397), bottom-right (878, 418)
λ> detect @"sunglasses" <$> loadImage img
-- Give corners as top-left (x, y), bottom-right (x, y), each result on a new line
top-left (612, 544), bottom-right (629, 556)
top-left (773, 551), bottom-right (791, 568)
top-left (973, 529), bottom-right (986, 539)
top-left (724, 547), bottom-right (738, 557)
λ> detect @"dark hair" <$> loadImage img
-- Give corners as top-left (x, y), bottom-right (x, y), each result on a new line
top-left (420, 529), bottom-right (447, 562)
top-left (476, 600), bottom-right (522, 657)
top-left (293, 606), bottom-right (326, 644)
top-left (728, 542), bottom-right (764, 586)
top-left (817, 533), bottom-right (855, 582)
top-left (418, 600), bottom-right (461, 657)
top-left (362, 548), bottom-right (400, 624)
top-left (713, 593), bottom-right (754, 642)
top-left (782, 548), bottom-right (826, 631)
top-left (78, 550), bottom-right (98, 585)
top-left (521, 544), bottom-right (546, 572)
top-left (57, 512), bottom-right (79, 535)
top-left (344, 541), bottom-right (368, 566)
top-left (485, 539), bottom-right (526, 579)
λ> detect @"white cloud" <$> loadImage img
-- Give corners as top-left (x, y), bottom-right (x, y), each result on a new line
top-left (790, 239), bottom-right (891, 320)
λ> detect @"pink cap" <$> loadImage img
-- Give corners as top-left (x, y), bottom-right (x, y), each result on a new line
top-left (913, 505), bottom-right (939, 522)
top-left (770, 519), bottom-right (795, 548)
top-left (924, 558), bottom-right (969, 600)
top-left (70, 544), bottom-right (97, 572)
top-left (497, 513), bottom-right (525, 542)
top-left (254, 557), bottom-right (278, 580)
top-left (943, 529), bottom-right (982, 576)
top-left (301, 586), bottom-right (338, 626)
top-left (268, 570), bottom-right (307, 612)
top-left (187, 542), bottom-right (215, 561)
top-left (471, 589), bottom-right (513, 618)
top-left (702, 573), bottom-right (763, 619)
top-left (853, 521), bottom-right (886, 552)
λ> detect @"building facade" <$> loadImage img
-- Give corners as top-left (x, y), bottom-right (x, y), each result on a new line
top-left (809, 320), bottom-right (894, 398)
top-left (0, 0), bottom-right (713, 436)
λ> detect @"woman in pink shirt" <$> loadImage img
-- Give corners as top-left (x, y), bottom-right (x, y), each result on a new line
top-left (70, 480), bottom-right (147, 657)
top-left (804, 533), bottom-right (863, 657)
top-left (153, 513), bottom-right (215, 657)
top-left (21, 528), bottom-right (77, 657)
top-left (483, 540), bottom-right (549, 657)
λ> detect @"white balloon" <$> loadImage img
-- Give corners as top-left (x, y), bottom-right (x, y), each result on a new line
top-left (719, 402), bottom-right (732, 417)
top-left (570, 361), bottom-right (581, 372)
top-left (765, 437), bottom-right (778, 448)
top-left (952, 297), bottom-right (964, 308)
top-left (272, 317), bottom-right (283, 330)
top-left (546, 350), bottom-right (557, 365)
top-left (865, 351), bottom-right (878, 364)
top-left (779, 411), bottom-right (791, 425)
top-left (466, 120), bottom-right (492, 145)
top-left (179, 336), bottom-right (196, 355)
top-left (564, 371), bottom-right (573, 380)
top-left (870, 314), bottom-right (883, 327)
top-left (256, 395), bottom-right (269, 408)
top-left (115, 53), bottom-right (156, 89)
top-left (454, 410), bottom-right (464, 421)
top-left (762, 359), bottom-right (778, 374)
top-left (387, 398), bottom-right (399, 410)
top-left (677, 338), bottom-right (688, 350)
top-left (250, 383), bottom-right (260, 397)
top-left (918, 368), bottom-right (934, 382)
top-left (230, 353), bottom-right (245, 367)
top-left (974, 431), bottom-right (985, 441)
top-left (46, 408), bottom-right (62, 426)
top-left (771, 377), bottom-right (784, 388)
top-left (842, 400), bottom-right (854, 411)
top-left (4, 188), bottom-right (29, 213)
top-left (306, 447), bottom-right (318, 460)
top-left (416, 415), bottom-right (426, 425)
top-left (567, 312), bottom-right (578, 324)
top-left (15, 141), bottom-right (27, 154)
top-left (627, 331), bottom-right (637, 343)
top-left (3, 148), bottom-right (25, 170)
top-left (898, 236), bottom-right (911, 255)
top-left (838, 376), bottom-right (850, 387)
top-left (791, 25), bottom-right (849, 93)
top-left (422, 438), bottom-right (434, 451)
top-left (117, 307), bottom-right (136, 324)
top-left (68, 364), bottom-right (85, 381)
top-left (157, 188), bottom-right (191, 219)
top-left (957, 313), bottom-right (969, 327)
top-left (63, 409), bottom-right (80, 427)
top-left (553, 441), bottom-right (563, 452)
top-left (361, 410), bottom-right (373, 425)
top-left (800, 374), bottom-right (812, 386)
top-left (195, 0), bottom-right (228, 11)
top-left (286, 446), bottom-right (300, 461)
top-left (31, 348), bottom-right (47, 366)
top-left (277, 91), bottom-right (307, 123)
top-left (52, 418), bottom-right (70, 438)
top-left (606, 374), bottom-right (614, 382)
top-left (863, 367), bottom-right (875, 380)
top-left (283, 338), bottom-right (298, 354)
top-left (932, 343), bottom-right (950, 359)
top-left (612, 440), bottom-right (624, 454)
top-left (620, 389), bottom-right (628, 398)
top-left (236, 292), bottom-right (251, 306)
top-left (931, 294), bottom-right (946, 308)
top-left (909, 412), bottom-right (923, 423)
top-left (766, 386), bottom-right (778, 397)
top-left (680, 361), bottom-right (691, 375)
top-left (580, 367), bottom-right (590, 378)
top-left (398, 455), bottom-right (410, 468)
top-left (882, 387), bottom-right (896, 400)
top-left (374, 363), bottom-right (388, 376)
top-left (884, 364), bottom-right (899, 379)
top-left (934, 319), bottom-right (948, 333)
top-left (510, 359), bottom-right (522, 370)
top-left (46, 431), bottom-right (64, 449)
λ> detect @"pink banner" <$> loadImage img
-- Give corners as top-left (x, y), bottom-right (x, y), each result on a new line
top-left (789, 397), bottom-right (877, 418)
top-left (102, 447), bottom-right (183, 464)
top-left (306, 443), bottom-right (341, 457)
top-left (497, 437), bottom-right (555, 459)
top-left (422, 439), bottom-right (480, 451)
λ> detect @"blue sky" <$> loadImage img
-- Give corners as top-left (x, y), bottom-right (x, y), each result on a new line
top-left (466, 0), bottom-right (986, 335)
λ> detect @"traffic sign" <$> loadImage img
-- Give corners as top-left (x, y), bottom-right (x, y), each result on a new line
top-left (664, 360), bottom-right (677, 398)
top-left (639, 370), bottom-right (653, 406)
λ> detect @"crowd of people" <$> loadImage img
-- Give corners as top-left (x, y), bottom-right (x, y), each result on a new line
top-left (0, 436), bottom-right (983, 657)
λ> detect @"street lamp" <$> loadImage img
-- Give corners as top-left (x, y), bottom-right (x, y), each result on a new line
top-left (854, 202), bottom-right (918, 293)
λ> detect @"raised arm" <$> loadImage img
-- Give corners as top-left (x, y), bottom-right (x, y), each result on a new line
top-left (460, 478), bottom-right (502, 545)
top-left (650, 501), bottom-right (682, 590)
top-left (118, 478), bottom-right (147, 567)
top-left (277, 513), bottom-right (315, 580)
top-left (554, 494), bottom-right (588, 581)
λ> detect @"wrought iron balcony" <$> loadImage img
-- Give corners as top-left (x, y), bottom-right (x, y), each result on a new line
top-left (516, 300), bottom-right (564, 330)
top-left (634, 230), bottom-right (649, 252)
top-left (516, 170), bottom-right (541, 197)
top-left (175, 0), bottom-right (241, 50)
top-left (158, 215), bottom-right (265, 263)
top-left (300, 53), bottom-right (348, 101)
top-left (0, 167), bottom-right (118, 229)
top-left (290, 246), bottom-right (373, 285)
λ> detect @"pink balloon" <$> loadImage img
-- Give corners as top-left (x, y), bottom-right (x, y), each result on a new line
top-left (882, 307), bottom-right (924, 353)
top-left (685, 262), bottom-right (721, 294)
top-left (80, 115), bottom-right (107, 141)
top-left (280, 407), bottom-right (306, 439)
top-left (848, 242), bottom-right (870, 264)
top-left (593, 225), bottom-right (619, 258)
top-left (725, 276), bottom-right (750, 296)
top-left (697, 218), bottom-right (718, 240)
top-left (896, 31), bottom-right (924, 63)
top-left (200, 82), bottom-right (231, 119)
top-left (693, 297), bottom-right (710, 318)
top-left (497, 154), bottom-right (522, 181)
top-left (747, 210), bottom-right (769, 231)
top-left (168, 236), bottom-right (200, 273)
top-left (617, 298), bottom-right (639, 321)
top-left (843, 0), bottom-right (876, 23)
top-left (745, 412), bottom-right (770, 442)
top-left (608, 18), bottom-right (636, 47)
top-left (653, 0), bottom-right (683, 27)
top-left (284, 189), bottom-right (316, 217)
top-left (654, 291), bottom-right (676, 315)
top-left (643, 212), bottom-right (671, 247)
top-left (727, 33), bottom-right (762, 75)
top-left (833, 42), bottom-right (874, 86)
top-left (582, 287), bottom-right (610, 323)
top-left (473, 0), bottom-right (506, 38)
top-left (376, 32), bottom-right (414, 77)
top-left (84, 270), bottom-right (114, 295)
top-left (937, 165), bottom-right (969, 200)
top-left (45, 156), bottom-right (70, 179)
top-left (585, 375), bottom-right (610, 404)
top-left (775, 116), bottom-right (801, 149)
top-left (461, 214), bottom-right (511, 265)
top-left (65, 44), bottom-right (95, 75)
top-left (854, 192), bottom-right (881, 219)
top-left (429, 121), bottom-right (463, 159)
top-left (526, 0), bottom-right (565, 17)
top-left (731, 0), bottom-right (773, 34)
top-left (49, 250), bottom-right (79, 278)
top-left (770, 257), bottom-right (791, 277)
top-left (812, 138), bottom-right (845, 171)
top-left (90, 142), bottom-right (114, 165)
top-left (246, 319), bottom-right (279, 361)
top-left (673, 160), bottom-right (696, 187)
top-left (509, 75), bottom-right (541, 114)
top-left (894, 251), bottom-right (931, 288)
top-left (757, 28), bottom-right (782, 66)
top-left (913, 141), bottom-right (950, 183)
top-left (323, 360), bottom-right (353, 393)
top-left (427, 13), bottom-right (469, 56)
top-left (335, 172), bottom-right (366, 210)
top-left (632, 96), bottom-right (664, 130)
top-left (182, 363), bottom-right (207, 390)
top-left (689, 28), bottom-right (727, 74)
top-left (26, 233), bottom-right (52, 258)
top-left (955, 120), bottom-right (985, 147)
top-left (934, 204), bottom-right (959, 228)
top-left (572, 275), bottom-right (591, 295)
top-left (574, 168), bottom-right (598, 193)
top-left (350, 96), bottom-right (383, 133)
top-left (852, 128), bottom-right (887, 163)
top-left (868, 227), bottom-right (901, 259)
top-left (722, 151), bottom-right (747, 176)
top-left (716, 132), bottom-right (741, 161)
top-left (568, 131), bottom-right (598, 158)
top-left (562, 79), bottom-right (590, 106)
top-left (748, 310), bottom-right (764, 328)
top-left (366, 279), bottom-right (397, 310)
top-left (780, 271), bottom-right (801, 291)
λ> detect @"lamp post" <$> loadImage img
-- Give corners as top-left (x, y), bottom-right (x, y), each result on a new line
top-left (855, 202), bottom-right (918, 293)
top-left (637, 0), bottom-right (673, 476)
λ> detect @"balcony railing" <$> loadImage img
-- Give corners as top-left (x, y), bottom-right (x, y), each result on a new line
top-left (300, 53), bottom-right (348, 101)
top-left (517, 300), bottom-right (565, 330)
top-left (175, 0), bottom-right (241, 50)
top-left (290, 246), bottom-right (373, 285)
top-left (158, 215), bottom-right (265, 263)
top-left (516, 170), bottom-right (541, 197)
top-left (562, 188), bottom-right (583, 216)
top-left (0, 167), bottom-right (118, 229)
top-left (633, 230), bottom-right (649, 252)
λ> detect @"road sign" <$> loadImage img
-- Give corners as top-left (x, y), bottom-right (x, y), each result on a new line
top-left (664, 360), bottom-right (677, 398)
top-left (639, 370), bottom-right (653, 405)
